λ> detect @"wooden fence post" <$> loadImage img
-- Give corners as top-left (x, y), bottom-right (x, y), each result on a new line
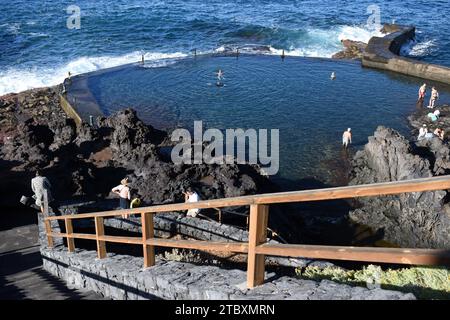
top-left (141, 212), bottom-right (155, 268)
top-left (95, 217), bottom-right (107, 259)
top-left (247, 204), bottom-right (269, 288)
top-left (44, 219), bottom-right (54, 248)
top-left (65, 218), bottom-right (75, 252)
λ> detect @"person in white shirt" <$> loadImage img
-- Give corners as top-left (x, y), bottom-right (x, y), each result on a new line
top-left (183, 187), bottom-right (200, 217)
top-left (112, 178), bottom-right (131, 218)
top-left (418, 124), bottom-right (428, 140)
top-left (428, 87), bottom-right (439, 108)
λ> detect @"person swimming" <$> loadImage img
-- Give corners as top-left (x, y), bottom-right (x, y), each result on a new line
top-left (216, 69), bottom-right (224, 86)
top-left (331, 72), bottom-right (336, 80)
top-left (216, 69), bottom-right (224, 81)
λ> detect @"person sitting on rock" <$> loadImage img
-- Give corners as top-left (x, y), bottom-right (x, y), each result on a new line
top-left (183, 187), bottom-right (200, 218)
top-left (418, 124), bottom-right (428, 140)
top-left (418, 83), bottom-right (426, 101)
top-left (342, 128), bottom-right (352, 149)
top-left (112, 177), bottom-right (131, 218)
top-left (434, 128), bottom-right (445, 140)
top-left (427, 109), bottom-right (440, 122)
top-left (428, 87), bottom-right (439, 108)
top-left (31, 169), bottom-right (54, 214)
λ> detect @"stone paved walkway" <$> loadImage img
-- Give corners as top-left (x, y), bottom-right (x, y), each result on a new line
top-left (0, 211), bottom-right (104, 300)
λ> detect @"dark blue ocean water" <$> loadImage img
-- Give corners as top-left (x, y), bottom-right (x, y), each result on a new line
top-left (1, 0), bottom-right (450, 95)
top-left (3, 0), bottom-right (450, 185)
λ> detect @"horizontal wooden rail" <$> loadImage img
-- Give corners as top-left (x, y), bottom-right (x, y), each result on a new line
top-left (44, 175), bottom-right (450, 289)
top-left (256, 244), bottom-right (450, 266)
top-left (46, 175), bottom-right (450, 221)
top-left (47, 231), bottom-right (249, 253)
top-left (47, 229), bottom-right (450, 265)
top-left (147, 238), bottom-right (249, 253)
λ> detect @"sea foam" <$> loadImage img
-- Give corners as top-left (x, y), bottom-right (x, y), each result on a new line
top-left (400, 39), bottom-right (437, 57)
top-left (0, 51), bottom-right (187, 96)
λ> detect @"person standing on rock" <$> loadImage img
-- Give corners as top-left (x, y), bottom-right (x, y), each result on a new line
top-left (418, 83), bottom-right (427, 102)
top-left (342, 128), bottom-right (352, 149)
top-left (183, 187), bottom-right (200, 218)
top-left (31, 170), bottom-right (54, 214)
top-left (112, 178), bottom-right (131, 217)
top-left (428, 87), bottom-right (439, 108)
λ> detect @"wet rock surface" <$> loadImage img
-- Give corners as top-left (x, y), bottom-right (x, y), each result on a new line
top-left (332, 40), bottom-right (367, 60)
top-left (349, 125), bottom-right (450, 248)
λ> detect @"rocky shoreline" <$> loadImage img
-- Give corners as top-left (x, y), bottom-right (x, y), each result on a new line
top-left (0, 86), bottom-right (276, 210)
top-left (332, 24), bottom-right (409, 60)
top-left (348, 106), bottom-right (450, 249)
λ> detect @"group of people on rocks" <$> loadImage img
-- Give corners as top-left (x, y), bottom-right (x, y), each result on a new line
top-left (342, 84), bottom-right (445, 148)
top-left (417, 84), bottom-right (445, 141)
top-left (30, 171), bottom-right (201, 219)
top-left (418, 83), bottom-right (439, 108)
top-left (110, 178), bottom-right (200, 218)
top-left (418, 124), bottom-right (445, 141)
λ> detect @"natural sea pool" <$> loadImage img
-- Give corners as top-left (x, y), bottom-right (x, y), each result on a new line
top-left (68, 54), bottom-right (450, 189)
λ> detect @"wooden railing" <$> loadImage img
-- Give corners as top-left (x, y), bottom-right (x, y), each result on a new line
top-left (44, 176), bottom-right (450, 288)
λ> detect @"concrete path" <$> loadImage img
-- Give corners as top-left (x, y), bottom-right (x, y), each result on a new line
top-left (0, 211), bottom-right (104, 300)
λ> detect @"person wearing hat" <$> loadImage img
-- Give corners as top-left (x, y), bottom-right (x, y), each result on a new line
top-left (112, 178), bottom-right (131, 215)
top-left (342, 128), bottom-right (352, 149)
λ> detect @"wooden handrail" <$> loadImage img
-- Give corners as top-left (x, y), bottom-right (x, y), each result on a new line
top-left (44, 175), bottom-right (450, 289)
top-left (46, 175), bottom-right (450, 221)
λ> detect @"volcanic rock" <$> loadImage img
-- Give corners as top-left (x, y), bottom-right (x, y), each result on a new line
top-left (349, 126), bottom-right (450, 248)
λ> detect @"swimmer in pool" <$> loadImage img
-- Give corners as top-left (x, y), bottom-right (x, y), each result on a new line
top-left (216, 69), bottom-right (224, 80)
top-left (216, 69), bottom-right (224, 86)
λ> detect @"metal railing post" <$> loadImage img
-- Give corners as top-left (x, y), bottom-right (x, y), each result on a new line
top-left (141, 212), bottom-right (155, 268)
top-left (247, 204), bottom-right (269, 288)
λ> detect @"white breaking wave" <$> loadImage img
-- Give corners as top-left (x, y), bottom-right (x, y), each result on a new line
top-left (0, 22), bottom-right (21, 35)
top-left (268, 25), bottom-right (384, 58)
top-left (337, 25), bottom-right (383, 43)
top-left (0, 51), bottom-right (187, 96)
top-left (0, 25), bottom-right (399, 96)
top-left (400, 39), bottom-right (437, 57)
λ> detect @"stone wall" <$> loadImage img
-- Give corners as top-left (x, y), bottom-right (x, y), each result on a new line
top-left (362, 24), bottom-right (450, 85)
top-left (41, 246), bottom-right (415, 300)
top-left (69, 211), bottom-right (313, 268)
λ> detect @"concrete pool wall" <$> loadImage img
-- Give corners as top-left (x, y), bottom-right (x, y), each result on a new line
top-left (362, 24), bottom-right (450, 85)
